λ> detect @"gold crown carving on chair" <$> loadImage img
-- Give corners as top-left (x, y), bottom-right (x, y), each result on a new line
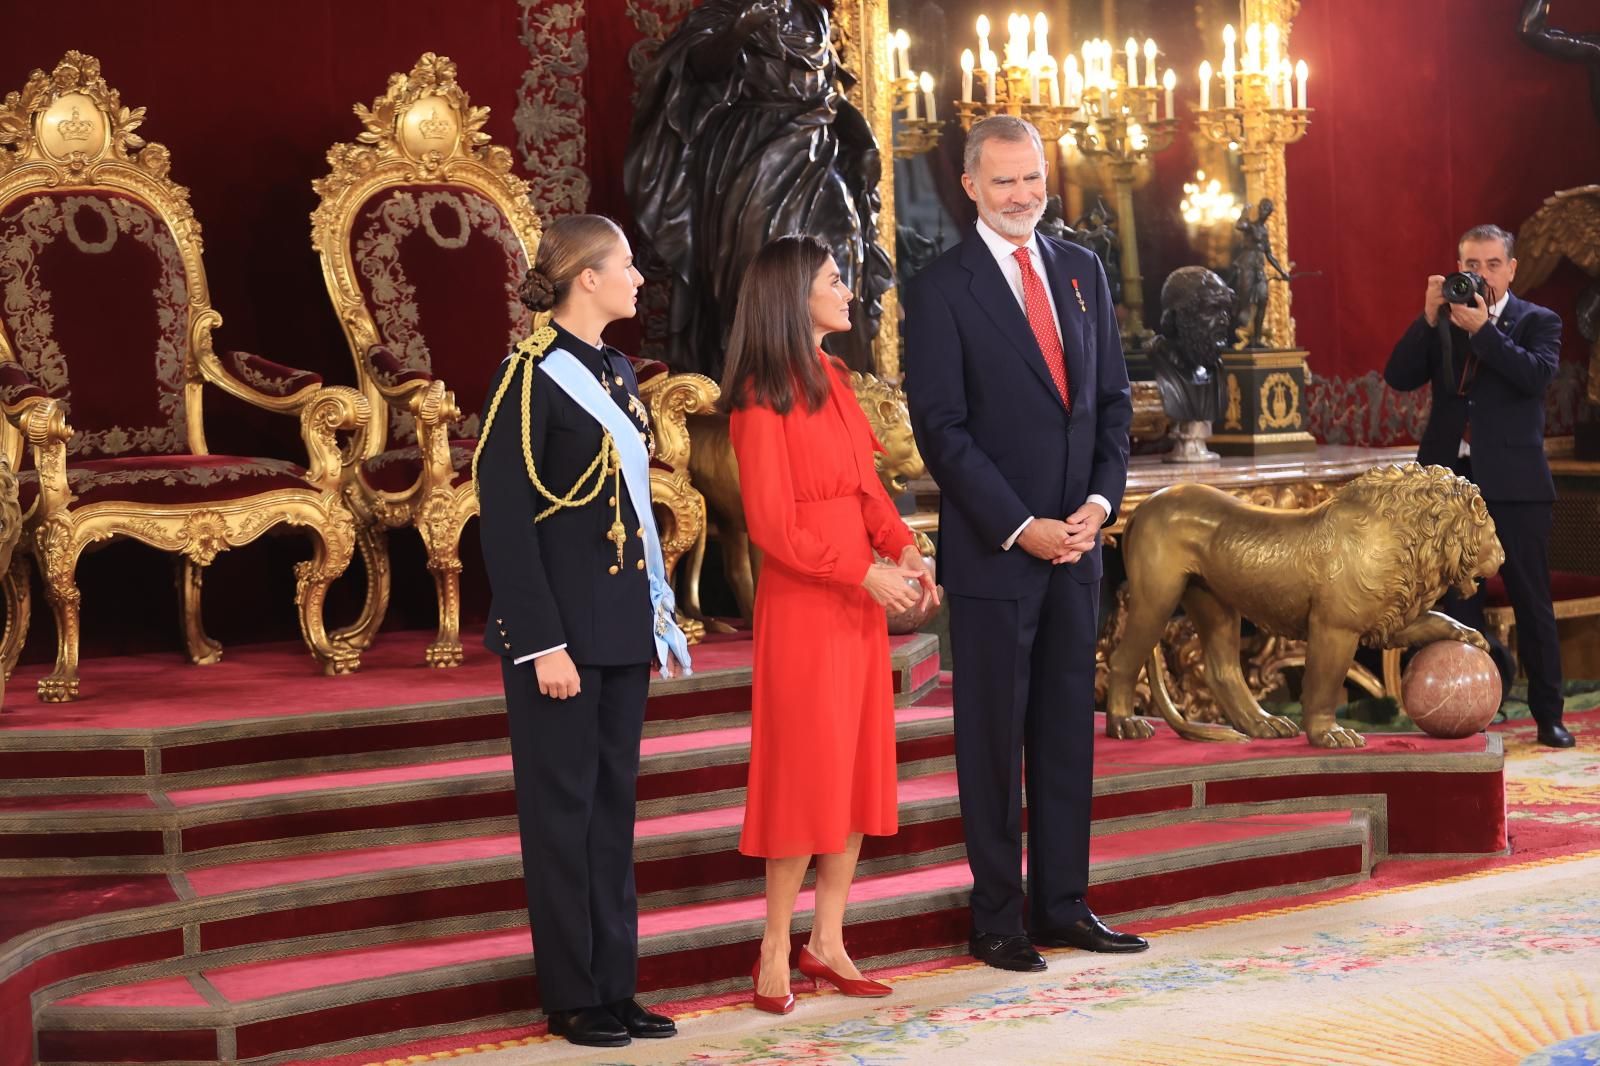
top-left (0, 51), bottom-right (371, 702)
top-left (309, 52), bottom-right (718, 668)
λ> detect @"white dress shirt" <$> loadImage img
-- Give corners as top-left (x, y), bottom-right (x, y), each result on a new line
top-left (1457, 289), bottom-right (1510, 459)
top-left (973, 219), bottom-right (1113, 548)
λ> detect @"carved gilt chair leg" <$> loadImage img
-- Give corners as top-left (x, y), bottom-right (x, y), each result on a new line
top-left (0, 553), bottom-right (33, 684)
top-left (296, 509), bottom-right (361, 677)
top-left (331, 521), bottom-right (392, 654)
top-left (35, 522), bottom-right (82, 703)
top-left (176, 557), bottom-right (224, 666)
top-left (417, 490), bottom-right (467, 669)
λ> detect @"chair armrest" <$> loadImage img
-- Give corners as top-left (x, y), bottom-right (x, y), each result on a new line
top-left (637, 367), bottom-right (719, 472)
top-left (202, 350), bottom-right (324, 413)
top-left (363, 345), bottom-right (460, 431)
top-left (298, 386), bottom-right (371, 491)
top-left (0, 361), bottom-right (72, 497)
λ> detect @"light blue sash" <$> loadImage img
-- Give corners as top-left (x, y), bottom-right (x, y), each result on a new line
top-left (538, 348), bottom-right (693, 678)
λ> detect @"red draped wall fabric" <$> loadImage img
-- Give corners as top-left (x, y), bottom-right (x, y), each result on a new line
top-left (6, 0), bottom-right (1596, 657)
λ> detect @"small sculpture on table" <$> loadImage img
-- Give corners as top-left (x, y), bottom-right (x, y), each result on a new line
top-left (1035, 194), bottom-right (1074, 244)
top-left (625, 0), bottom-right (893, 376)
top-left (1149, 266), bottom-right (1235, 463)
top-left (1520, 0), bottom-right (1600, 123)
top-left (1232, 198), bottom-right (1292, 350)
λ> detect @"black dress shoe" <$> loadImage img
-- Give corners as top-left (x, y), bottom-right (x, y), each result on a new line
top-left (1032, 914), bottom-right (1150, 954)
top-left (970, 931), bottom-right (1047, 972)
top-left (608, 997), bottom-right (677, 1038)
top-left (1538, 722), bottom-right (1576, 748)
top-left (546, 1006), bottom-right (630, 1048)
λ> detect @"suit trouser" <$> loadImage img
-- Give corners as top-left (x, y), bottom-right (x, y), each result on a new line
top-left (949, 564), bottom-right (1099, 936)
top-left (501, 658), bottom-right (650, 1012)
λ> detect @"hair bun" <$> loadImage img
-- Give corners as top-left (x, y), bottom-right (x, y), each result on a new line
top-left (518, 267), bottom-right (558, 312)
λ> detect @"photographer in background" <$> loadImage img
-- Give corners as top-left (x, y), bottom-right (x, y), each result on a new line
top-left (1385, 224), bottom-right (1573, 748)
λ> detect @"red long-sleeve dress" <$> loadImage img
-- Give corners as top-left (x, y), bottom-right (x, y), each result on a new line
top-left (731, 355), bottom-right (918, 859)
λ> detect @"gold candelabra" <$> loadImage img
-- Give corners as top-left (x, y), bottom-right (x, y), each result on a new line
top-left (1070, 38), bottom-right (1179, 343)
top-left (1194, 21), bottom-right (1311, 349)
top-left (953, 14), bottom-right (1079, 142)
top-left (886, 29), bottom-right (942, 159)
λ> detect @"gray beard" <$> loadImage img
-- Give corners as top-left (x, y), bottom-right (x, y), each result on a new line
top-left (982, 202), bottom-right (1045, 239)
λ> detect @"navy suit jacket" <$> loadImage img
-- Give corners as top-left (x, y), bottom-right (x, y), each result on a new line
top-left (903, 229), bottom-right (1133, 599)
top-left (1383, 293), bottom-right (1560, 502)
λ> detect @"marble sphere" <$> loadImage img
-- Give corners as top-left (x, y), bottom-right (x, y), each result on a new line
top-left (1402, 641), bottom-right (1503, 738)
top-left (886, 553), bottom-right (941, 635)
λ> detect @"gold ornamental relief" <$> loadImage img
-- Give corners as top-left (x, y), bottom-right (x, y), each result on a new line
top-left (1224, 374), bottom-right (1243, 430)
top-left (39, 94), bottom-right (106, 160)
top-left (400, 95), bottom-right (460, 159)
top-left (1257, 371), bottom-right (1300, 430)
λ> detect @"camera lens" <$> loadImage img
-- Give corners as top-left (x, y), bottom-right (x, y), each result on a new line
top-left (1443, 274), bottom-right (1472, 301)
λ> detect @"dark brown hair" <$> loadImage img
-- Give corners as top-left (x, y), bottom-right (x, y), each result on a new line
top-left (518, 214), bottom-right (625, 313)
top-left (719, 234), bottom-right (834, 415)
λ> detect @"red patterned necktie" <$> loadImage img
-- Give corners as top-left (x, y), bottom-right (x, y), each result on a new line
top-left (1013, 247), bottom-right (1070, 408)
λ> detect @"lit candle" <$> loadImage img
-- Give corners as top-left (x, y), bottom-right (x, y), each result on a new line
top-left (1034, 13), bottom-right (1049, 61)
top-left (886, 31), bottom-right (898, 81)
top-left (983, 51), bottom-right (998, 103)
top-left (1030, 59), bottom-right (1041, 105)
top-left (977, 15), bottom-right (991, 63)
top-left (1065, 54), bottom-right (1079, 106)
top-left (921, 71), bottom-right (937, 123)
top-left (1069, 68), bottom-right (1084, 109)
top-left (1009, 14), bottom-right (1026, 67)
top-left (1163, 68), bottom-right (1175, 119)
top-left (1223, 24), bottom-right (1236, 74)
top-left (1223, 55), bottom-right (1235, 108)
top-left (1082, 39), bottom-right (1095, 87)
top-left (896, 29), bottom-right (911, 85)
top-left (1102, 39), bottom-right (1115, 89)
top-left (1266, 22), bottom-right (1280, 77)
top-left (1280, 59), bottom-right (1293, 110)
top-left (1199, 60), bottom-right (1212, 111)
top-left (1265, 66), bottom-right (1278, 108)
top-left (907, 75), bottom-right (919, 119)
top-left (1145, 39), bottom-right (1158, 87)
top-left (1045, 58), bottom-right (1060, 105)
top-left (1296, 58), bottom-right (1309, 109)
top-left (960, 48), bottom-right (974, 103)
top-left (1125, 37), bottom-right (1139, 86)
top-left (1245, 23), bottom-right (1261, 73)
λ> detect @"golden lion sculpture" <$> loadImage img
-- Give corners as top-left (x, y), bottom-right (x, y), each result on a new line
top-left (1106, 463), bottom-right (1504, 748)
top-left (682, 371), bottom-right (927, 622)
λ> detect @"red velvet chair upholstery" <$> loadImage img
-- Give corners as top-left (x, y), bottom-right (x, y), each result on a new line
top-left (311, 53), bottom-right (717, 666)
top-left (0, 52), bottom-right (369, 701)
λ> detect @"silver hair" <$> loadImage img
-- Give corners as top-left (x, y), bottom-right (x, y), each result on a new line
top-left (1458, 224), bottom-right (1515, 260)
top-left (962, 115), bottom-right (1046, 175)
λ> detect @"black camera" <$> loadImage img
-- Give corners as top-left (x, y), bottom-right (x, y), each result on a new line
top-left (1442, 270), bottom-right (1489, 305)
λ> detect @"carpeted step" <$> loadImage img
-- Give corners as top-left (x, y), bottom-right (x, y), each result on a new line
top-left (33, 808), bottom-right (1375, 1065)
top-left (0, 632), bottom-right (943, 793)
top-left (0, 697), bottom-right (957, 873)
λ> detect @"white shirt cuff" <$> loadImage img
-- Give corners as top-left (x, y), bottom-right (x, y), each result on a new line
top-left (1086, 494), bottom-right (1112, 522)
top-left (1002, 516), bottom-right (1034, 551)
top-left (513, 643), bottom-right (567, 665)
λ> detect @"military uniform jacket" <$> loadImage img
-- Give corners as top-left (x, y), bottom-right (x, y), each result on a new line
top-left (477, 323), bottom-right (655, 666)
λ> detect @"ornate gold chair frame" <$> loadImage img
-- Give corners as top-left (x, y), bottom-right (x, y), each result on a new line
top-left (311, 53), bottom-right (716, 667)
top-left (0, 53), bottom-right (368, 701)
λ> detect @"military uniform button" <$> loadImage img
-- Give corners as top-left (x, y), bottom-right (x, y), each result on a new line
top-left (636, 559), bottom-right (645, 570)
top-left (609, 565), bottom-right (619, 575)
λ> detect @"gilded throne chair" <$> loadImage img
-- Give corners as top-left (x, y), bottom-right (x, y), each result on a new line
top-left (0, 52), bottom-right (369, 701)
top-left (310, 53), bottom-right (718, 666)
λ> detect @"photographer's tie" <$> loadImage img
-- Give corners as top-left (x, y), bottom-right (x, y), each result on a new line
top-left (1013, 247), bottom-right (1070, 409)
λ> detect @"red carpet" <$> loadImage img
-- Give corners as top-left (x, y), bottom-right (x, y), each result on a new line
top-left (0, 630), bottom-right (1531, 1065)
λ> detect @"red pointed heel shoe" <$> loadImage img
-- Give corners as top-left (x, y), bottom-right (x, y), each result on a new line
top-left (751, 956), bottom-right (795, 1014)
top-left (798, 946), bottom-right (891, 997)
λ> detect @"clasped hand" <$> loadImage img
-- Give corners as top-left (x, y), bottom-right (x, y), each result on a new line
top-left (1018, 501), bottom-right (1106, 565)
top-left (861, 545), bottom-right (940, 615)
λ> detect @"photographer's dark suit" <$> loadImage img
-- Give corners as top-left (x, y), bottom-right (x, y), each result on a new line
top-left (905, 230), bottom-right (1132, 938)
top-left (1384, 294), bottom-right (1564, 727)
top-left (477, 323), bottom-right (654, 1013)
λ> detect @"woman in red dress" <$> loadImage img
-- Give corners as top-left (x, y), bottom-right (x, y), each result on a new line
top-left (723, 235), bottom-right (938, 1013)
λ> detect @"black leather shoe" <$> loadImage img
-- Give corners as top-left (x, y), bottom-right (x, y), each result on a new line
top-left (970, 930), bottom-right (1047, 972)
top-left (1538, 722), bottom-right (1576, 748)
top-left (546, 1006), bottom-right (630, 1048)
top-left (608, 997), bottom-right (677, 1039)
top-left (1032, 914), bottom-right (1150, 954)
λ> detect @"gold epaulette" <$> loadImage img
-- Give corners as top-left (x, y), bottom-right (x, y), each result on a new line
top-left (512, 325), bottom-right (558, 363)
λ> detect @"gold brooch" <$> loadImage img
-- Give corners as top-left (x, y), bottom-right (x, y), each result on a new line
top-left (1071, 278), bottom-right (1088, 313)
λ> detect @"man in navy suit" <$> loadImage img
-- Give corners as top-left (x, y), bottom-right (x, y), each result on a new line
top-left (904, 116), bottom-right (1142, 972)
top-left (1385, 224), bottom-right (1574, 748)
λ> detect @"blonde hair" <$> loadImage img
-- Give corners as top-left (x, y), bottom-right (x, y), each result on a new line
top-left (519, 214), bottom-right (626, 312)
